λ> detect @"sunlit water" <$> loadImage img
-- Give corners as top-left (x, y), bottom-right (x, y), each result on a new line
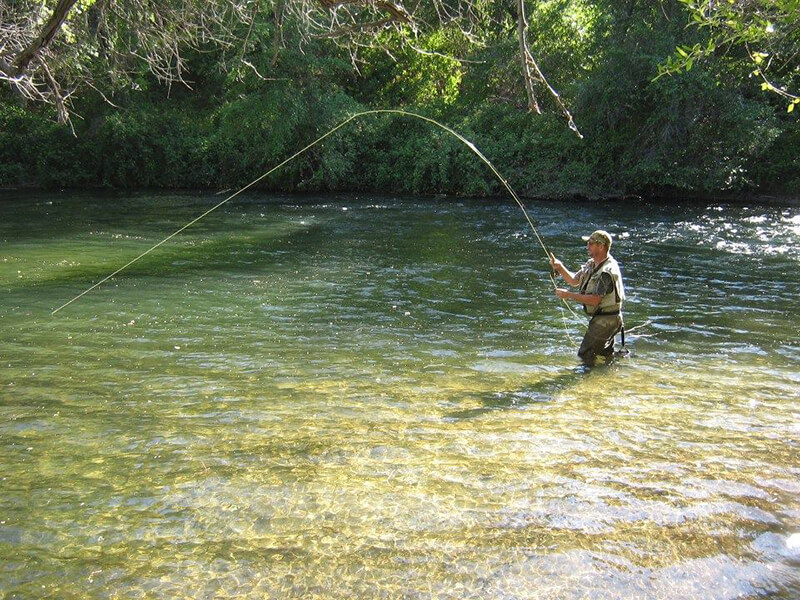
top-left (1, 192), bottom-right (799, 599)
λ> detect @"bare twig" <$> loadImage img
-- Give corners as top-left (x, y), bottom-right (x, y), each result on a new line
top-left (516, 0), bottom-right (583, 138)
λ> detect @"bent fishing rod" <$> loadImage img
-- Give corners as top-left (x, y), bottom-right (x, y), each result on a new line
top-left (52, 109), bottom-right (562, 316)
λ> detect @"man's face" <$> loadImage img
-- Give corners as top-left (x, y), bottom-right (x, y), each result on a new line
top-left (587, 241), bottom-right (605, 261)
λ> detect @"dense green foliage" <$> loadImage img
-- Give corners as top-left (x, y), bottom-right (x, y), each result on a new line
top-left (1, 0), bottom-right (798, 199)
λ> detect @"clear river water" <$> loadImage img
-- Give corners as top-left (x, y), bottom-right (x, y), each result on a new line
top-left (1, 192), bottom-right (799, 599)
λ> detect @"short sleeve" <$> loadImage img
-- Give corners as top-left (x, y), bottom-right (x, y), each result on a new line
top-left (595, 272), bottom-right (614, 296)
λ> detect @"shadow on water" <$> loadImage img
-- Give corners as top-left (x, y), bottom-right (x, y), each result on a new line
top-left (445, 367), bottom-right (588, 421)
top-left (445, 352), bottom-right (630, 421)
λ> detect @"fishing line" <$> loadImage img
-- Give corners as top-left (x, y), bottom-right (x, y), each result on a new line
top-left (52, 109), bottom-right (573, 320)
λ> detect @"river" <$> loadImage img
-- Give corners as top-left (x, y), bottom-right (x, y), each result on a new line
top-left (1, 192), bottom-right (799, 599)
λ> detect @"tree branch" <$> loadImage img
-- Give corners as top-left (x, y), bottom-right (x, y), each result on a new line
top-left (516, 0), bottom-right (583, 138)
top-left (318, 0), bottom-right (413, 24)
top-left (516, 0), bottom-right (541, 114)
top-left (12, 0), bottom-right (80, 76)
top-left (40, 59), bottom-right (70, 126)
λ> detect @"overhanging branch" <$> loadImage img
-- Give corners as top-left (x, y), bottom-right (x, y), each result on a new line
top-left (516, 0), bottom-right (583, 138)
top-left (11, 0), bottom-right (80, 76)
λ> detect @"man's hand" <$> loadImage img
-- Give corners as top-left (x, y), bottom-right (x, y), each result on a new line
top-left (555, 288), bottom-right (570, 300)
top-left (549, 255), bottom-right (564, 275)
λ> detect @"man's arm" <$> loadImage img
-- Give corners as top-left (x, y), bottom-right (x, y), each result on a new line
top-left (555, 272), bottom-right (612, 306)
top-left (555, 289), bottom-right (603, 305)
top-left (549, 256), bottom-right (581, 287)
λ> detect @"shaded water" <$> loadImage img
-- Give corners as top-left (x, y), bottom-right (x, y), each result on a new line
top-left (1, 192), bottom-right (799, 599)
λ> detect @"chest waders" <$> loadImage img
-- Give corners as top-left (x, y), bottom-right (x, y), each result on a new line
top-left (579, 256), bottom-right (626, 348)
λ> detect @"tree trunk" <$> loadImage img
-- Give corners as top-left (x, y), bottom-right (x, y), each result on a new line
top-left (271, 0), bottom-right (284, 67)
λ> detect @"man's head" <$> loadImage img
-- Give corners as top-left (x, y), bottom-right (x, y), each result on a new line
top-left (582, 230), bottom-right (612, 249)
top-left (582, 230), bottom-right (612, 262)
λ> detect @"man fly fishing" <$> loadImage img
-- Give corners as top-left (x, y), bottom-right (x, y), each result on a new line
top-left (549, 230), bottom-right (626, 363)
